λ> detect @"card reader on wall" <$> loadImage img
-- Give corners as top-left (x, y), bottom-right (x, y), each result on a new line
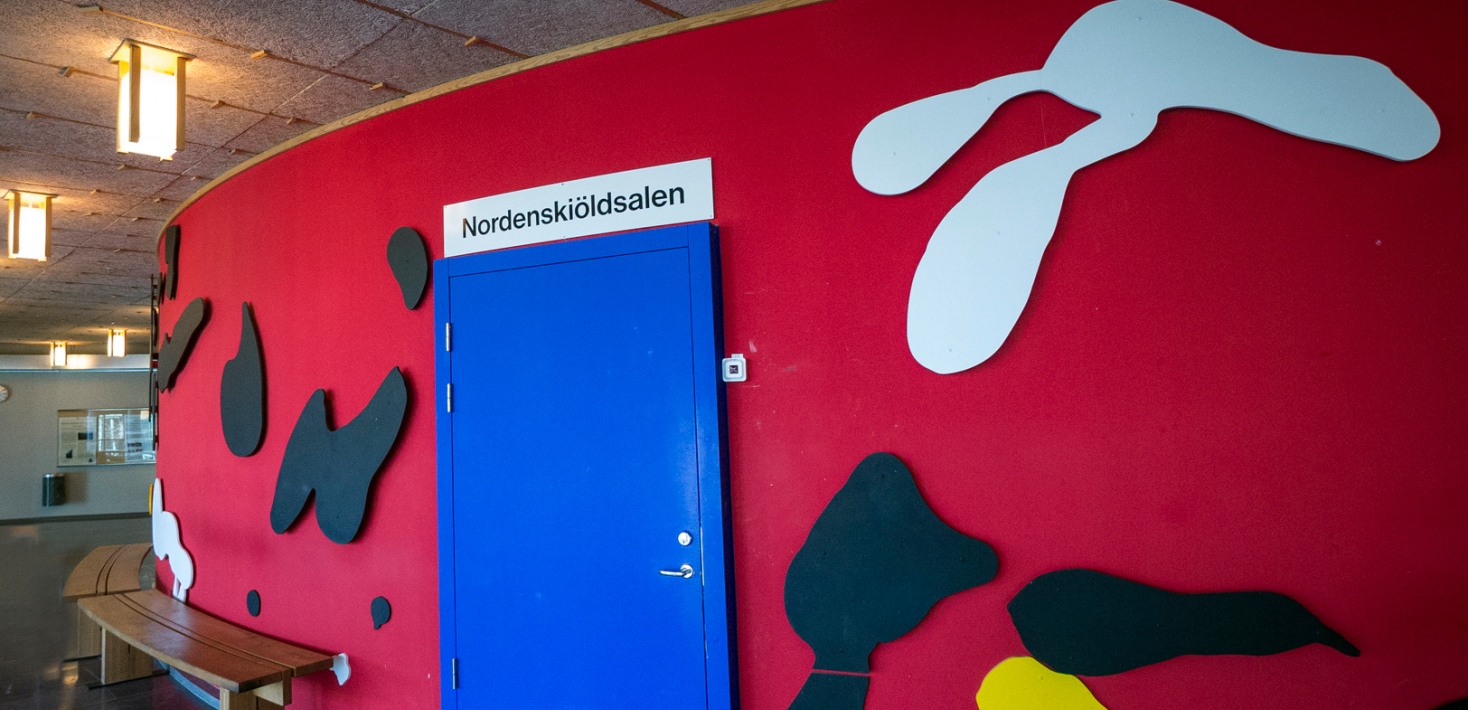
top-left (722, 354), bottom-right (747, 382)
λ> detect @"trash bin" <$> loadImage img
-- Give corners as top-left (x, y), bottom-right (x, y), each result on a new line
top-left (42, 473), bottom-right (66, 507)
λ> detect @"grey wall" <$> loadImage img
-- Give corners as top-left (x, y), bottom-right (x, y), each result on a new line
top-left (0, 370), bottom-right (154, 521)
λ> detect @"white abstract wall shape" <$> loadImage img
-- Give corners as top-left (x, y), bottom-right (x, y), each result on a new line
top-left (331, 653), bottom-right (352, 685)
top-left (852, 0), bottom-right (1439, 375)
top-left (151, 478), bottom-right (196, 603)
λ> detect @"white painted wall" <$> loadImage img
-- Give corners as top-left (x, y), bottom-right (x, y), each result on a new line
top-left (0, 370), bottom-right (154, 521)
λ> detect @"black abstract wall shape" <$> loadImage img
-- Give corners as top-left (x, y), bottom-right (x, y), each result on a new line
top-left (1436, 701), bottom-right (1468, 710)
top-left (386, 227), bottom-right (429, 310)
top-left (783, 452), bottom-right (998, 709)
top-left (1008, 568), bottom-right (1360, 676)
top-left (157, 297), bottom-right (209, 392)
top-left (788, 672), bottom-right (869, 710)
top-left (221, 302), bottom-right (266, 457)
top-left (269, 367), bottom-right (409, 544)
top-left (163, 224), bottom-right (180, 300)
top-left (371, 596), bottom-right (392, 630)
top-left (246, 589), bottom-right (261, 617)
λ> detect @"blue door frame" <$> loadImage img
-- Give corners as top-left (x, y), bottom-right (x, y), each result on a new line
top-left (435, 223), bottom-right (737, 709)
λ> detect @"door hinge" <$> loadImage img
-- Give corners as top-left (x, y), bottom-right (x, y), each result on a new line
top-left (445, 322), bottom-right (452, 352)
top-left (451, 657), bottom-right (459, 689)
top-left (446, 383), bottom-right (453, 413)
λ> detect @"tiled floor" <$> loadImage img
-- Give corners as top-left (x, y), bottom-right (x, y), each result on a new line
top-left (0, 517), bottom-right (208, 710)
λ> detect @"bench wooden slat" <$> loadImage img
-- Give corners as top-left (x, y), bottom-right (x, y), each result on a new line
top-left (119, 591), bottom-right (335, 677)
top-left (80, 594), bottom-right (289, 693)
top-left (103, 544), bottom-right (152, 595)
top-left (63, 545), bottom-right (122, 600)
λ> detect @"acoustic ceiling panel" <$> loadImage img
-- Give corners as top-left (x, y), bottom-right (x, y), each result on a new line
top-left (180, 148), bottom-right (256, 180)
top-left (220, 115), bottom-right (315, 154)
top-left (659, 0), bottom-right (756, 16)
top-left (412, 0), bottom-right (670, 57)
top-left (0, 56), bottom-right (118, 126)
top-left (332, 20), bottom-right (518, 94)
top-left (271, 74), bottom-right (403, 126)
top-left (99, 0), bottom-right (403, 70)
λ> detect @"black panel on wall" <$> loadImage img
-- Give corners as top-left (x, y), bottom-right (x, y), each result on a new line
top-left (785, 452), bottom-right (998, 675)
top-left (221, 302), bottom-right (266, 457)
top-left (269, 367), bottom-right (410, 544)
top-left (1008, 568), bottom-right (1359, 676)
top-left (371, 596), bottom-right (392, 630)
top-left (163, 224), bottom-right (180, 300)
top-left (157, 297), bottom-right (208, 392)
top-left (788, 672), bottom-right (869, 710)
top-left (386, 227), bottom-right (430, 310)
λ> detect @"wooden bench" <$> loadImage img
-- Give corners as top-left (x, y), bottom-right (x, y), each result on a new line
top-left (79, 589), bottom-right (336, 709)
top-left (62, 543), bottom-right (153, 658)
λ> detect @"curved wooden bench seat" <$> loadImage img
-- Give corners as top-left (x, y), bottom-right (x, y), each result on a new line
top-left (80, 590), bottom-right (335, 709)
top-left (63, 543), bottom-right (153, 600)
top-left (63, 543), bottom-right (153, 658)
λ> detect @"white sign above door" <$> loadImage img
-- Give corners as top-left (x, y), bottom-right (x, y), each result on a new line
top-left (443, 158), bottom-right (714, 257)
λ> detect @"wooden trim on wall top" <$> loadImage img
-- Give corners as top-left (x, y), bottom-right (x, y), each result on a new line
top-left (159, 0), bottom-right (832, 241)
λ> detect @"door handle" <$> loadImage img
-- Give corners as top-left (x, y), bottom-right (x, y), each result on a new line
top-left (658, 564), bottom-right (695, 579)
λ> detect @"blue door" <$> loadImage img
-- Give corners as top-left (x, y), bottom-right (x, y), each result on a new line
top-left (436, 224), bottom-right (735, 710)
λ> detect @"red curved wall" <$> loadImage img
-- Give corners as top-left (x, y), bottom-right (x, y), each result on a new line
top-left (160, 0), bottom-right (1468, 707)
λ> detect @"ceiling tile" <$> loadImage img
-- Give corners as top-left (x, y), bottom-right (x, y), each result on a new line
top-left (12, 280), bottom-right (143, 303)
top-left (0, 150), bottom-right (177, 196)
top-left (88, 248), bottom-right (159, 269)
top-left (52, 209), bottom-right (119, 232)
top-left (97, 217), bottom-right (165, 237)
top-left (657, 0), bottom-right (756, 17)
top-left (0, 56), bottom-right (117, 127)
top-left (93, 218), bottom-right (163, 240)
top-left (181, 100), bottom-right (279, 149)
top-left (182, 52), bottom-right (341, 117)
top-left (412, 0), bottom-right (670, 57)
top-left (221, 115), bottom-right (313, 154)
top-left (50, 229), bottom-right (95, 248)
top-left (99, 0), bottom-right (404, 69)
top-left (17, 245), bottom-right (79, 264)
top-left (333, 19), bottom-right (517, 94)
top-left (0, 278), bottom-right (31, 299)
top-left (3, 0), bottom-right (336, 115)
top-left (121, 199), bottom-right (179, 220)
top-left (181, 147), bottom-right (254, 179)
top-left (271, 74), bottom-right (401, 126)
top-left (378, 0), bottom-right (437, 12)
top-left (63, 245), bottom-right (155, 271)
top-left (152, 176), bottom-right (208, 202)
top-left (2, 302), bottom-right (115, 320)
top-left (0, 109), bottom-right (208, 172)
top-left (50, 192), bottom-right (149, 220)
top-left (0, 260), bottom-right (49, 280)
top-left (37, 271), bottom-right (152, 289)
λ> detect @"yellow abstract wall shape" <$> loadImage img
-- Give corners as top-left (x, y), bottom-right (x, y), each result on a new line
top-left (976, 656), bottom-right (1108, 710)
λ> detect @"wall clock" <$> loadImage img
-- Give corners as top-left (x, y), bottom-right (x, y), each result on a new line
top-left (0, 384), bottom-right (10, 403)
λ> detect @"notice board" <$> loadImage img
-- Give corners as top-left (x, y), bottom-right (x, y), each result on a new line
top-left (57, 408), bottom-right (155, 466)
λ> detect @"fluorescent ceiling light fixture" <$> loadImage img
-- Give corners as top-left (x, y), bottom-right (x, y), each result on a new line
top-left (50, 341), bottom-right (68, 368)
top-left (5, 190), bottom-right (54, 261)
top-left (107, 329), bottom-right (127, 357)
top-left (110, 39), bottom-right (193, 160)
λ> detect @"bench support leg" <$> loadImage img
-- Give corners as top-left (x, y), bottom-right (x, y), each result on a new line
top-left (69, 605), bottom-right (102, 659)
top-left (255, 680), bottom-right (290, 707)
top-left (220, 688), bottom-right (284, 710)
top-left (98, 629), bottom-right (155, 685)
